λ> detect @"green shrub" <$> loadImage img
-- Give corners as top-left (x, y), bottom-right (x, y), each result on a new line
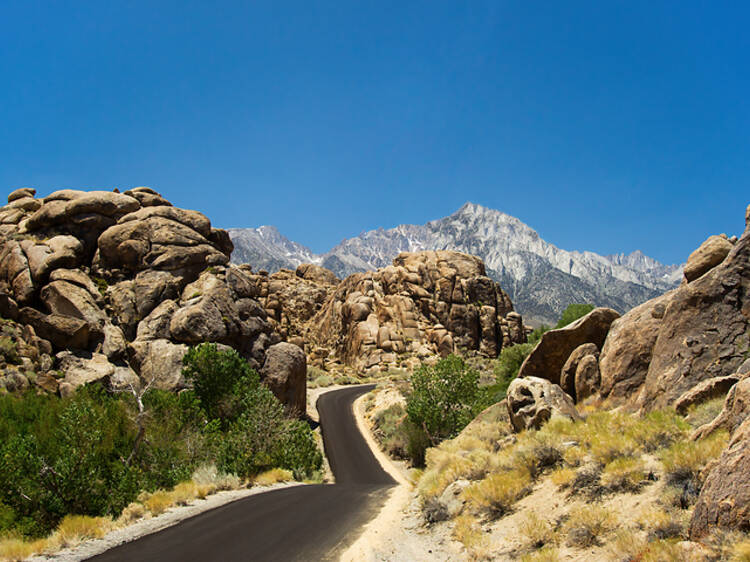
top-left (494, 343), bottom-right (534, 397)
top-left (0, 336), bottom-right (19, 364)
top-left (407, 355), bottom-right (484, 446)
top-left (528, 325), bottom-right (550, 345)
top-left (182, 343), bottom-right (254, 422)
top-left (555, 304), bottom-right (595, 329)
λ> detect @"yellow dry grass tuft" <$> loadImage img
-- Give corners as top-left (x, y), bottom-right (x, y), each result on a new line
top-left (254, 468), bottom-right (293, 486)
top-left (636, 507), bottom-right (686, 540)
top-left (563, 504), bottom-right (617, 548)
top-left (640, 538), bottom-right (684, 562)
top-left (732, 538), bottom-right (750, 562)
top-left (659, 429), bottom-right (728, 485)
top-left (0, 537), bottom-right (49, 561)
top-left (518, 512), bottom-right (556, 549)
top-left (519, 546), bottom-right (560, 562)
top-left (115, 502), bottom-right (148, 526)
top-left (549, 467), bottom-right (576, 489)
top-left (143, 490), bottom-right (174, 516)
top-left (604, 528), bottom-right (646, 562)
top-left (464, 467), bottom-right (531, 519)
top-left (54, 514), bottom-right (113, 547)
top-left (452, 514), bottom-right (489, 560)
top-left (600, 456), bottom-right (646, 492)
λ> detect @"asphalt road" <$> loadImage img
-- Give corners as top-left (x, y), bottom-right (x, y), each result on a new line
top-left (89, 384), bottom-right (395, 562)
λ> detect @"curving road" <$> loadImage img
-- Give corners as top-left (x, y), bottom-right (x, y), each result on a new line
top-left (89, 384), bottom-right (395, 562)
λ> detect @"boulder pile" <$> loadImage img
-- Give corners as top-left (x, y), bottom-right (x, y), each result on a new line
top-left (306, 250), bottom-right (527, 373)
top-left (0, 187), bottom-right (308, 411)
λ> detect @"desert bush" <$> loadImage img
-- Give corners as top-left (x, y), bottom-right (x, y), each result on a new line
top-left (685, 397), bottom-right (725, 429)
top-left (640, 539), bottom-right (684, 562)
top-left (605, 529), bottom-right (646, 562)
top-left (116, 502), bottom-right (147, 526)
top-left (659, 429), bottom-right (728, 487)
top-left (452, 513), bottom-right (488, 558)
top-left (555, 304), bottom-right (595, 329)
top-left (254, 468), bottom-right (293, 486)
top-left (464, 467), bottom-right (531, 518)
top-left (563, 505), bottom-right (617, 548)
top-left (0, 337), bottom-right (19, 364)
top-left (519, 512), bottom-right (556, 549)
top-left (549, 467), bottom-right (576, 489)
top-left (637, 507), bottom-right (685, 541)
top-left (54, 515), bottom-right (112, 547)
top-left (527, 325), bottom-right (550, 345)
top-left (520, 546), bottom-right (560, 562)
top-left (601, 457), bottom-right (646, 492)
top-left (142, 490), bottom-right (173, 516)
top-left (0, 536), bottom-right (49, 561)
top-left (372, 403), bottom-right (409, 458)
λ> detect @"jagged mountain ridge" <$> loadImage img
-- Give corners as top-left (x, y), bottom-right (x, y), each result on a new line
top-left (228, 202), bottom-right (683, 325)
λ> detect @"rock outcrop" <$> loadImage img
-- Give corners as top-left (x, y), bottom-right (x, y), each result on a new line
top-left (597, 205), bottom-right (749, 411)
top-left (306, 250), bottom-right (525, 373)
top-left (517, 308), bottom-right (619, 387)
top-left (0, 187), bottom-right (293, 407)
top-left (689, 416), bottom-right (750, 538)
top-left (261, 342), bottom-right (307, 415)
top-left (506, 376), bottom-right (581, 432)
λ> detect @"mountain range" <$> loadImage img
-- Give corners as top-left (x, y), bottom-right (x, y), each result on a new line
top-left (227, 203), bottom-right (683, 325)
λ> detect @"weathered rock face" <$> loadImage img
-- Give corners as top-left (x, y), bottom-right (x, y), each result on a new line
top-left (690, 416), bottom-right (750, 539)
top-left (306, 250), bottom-right (524, 373)
top-left (261, 342), bottom-right (307, 415)
top-left (559, 343), bottom-right (599, 400)
top-left (683, 234), bottom-right (734, 283)
top-left (518, 308), bottom-right (619, 386)
top-left (598, 291), bottom-right (674, 402)
top-left (595, 205), bottom-right (750, 411)
top-left (692, 375), bottom-right (750, 441)
top-left (0, 187), bottom-right (296, 408)
top-left (506, 376), bottom-right (581, 432)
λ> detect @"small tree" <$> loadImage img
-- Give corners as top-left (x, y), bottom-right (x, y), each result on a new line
top-left (406, 355), bottom-right (483, 446)
top-left (494, 342), bottom-right (535, 395)
top-left (556, 304), bottom-right (595, 329)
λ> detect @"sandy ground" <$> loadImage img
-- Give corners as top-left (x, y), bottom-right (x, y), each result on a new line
top-left (27, 482), bottom-right (303, 562)
top-left (341, 391), bottom-right (461, 562)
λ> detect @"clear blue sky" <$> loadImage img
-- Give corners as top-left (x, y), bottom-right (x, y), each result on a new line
top-left (1, 1), bottom-right (747, 264)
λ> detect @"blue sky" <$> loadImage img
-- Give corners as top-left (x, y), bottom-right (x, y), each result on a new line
top-left (1, 1), bottom-right (747, 264)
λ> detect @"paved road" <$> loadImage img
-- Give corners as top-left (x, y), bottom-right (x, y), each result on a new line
top-left (89, 385), bottom-right (395, 561)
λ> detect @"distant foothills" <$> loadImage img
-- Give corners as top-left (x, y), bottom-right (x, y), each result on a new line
top-left (228, 202), bottom-right (683, 326)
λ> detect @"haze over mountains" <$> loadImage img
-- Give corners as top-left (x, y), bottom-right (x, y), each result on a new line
top-left (228, 203), bottom-right (682, 325)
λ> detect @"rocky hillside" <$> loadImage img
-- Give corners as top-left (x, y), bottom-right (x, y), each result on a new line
top-left (228, 202), bottom-right (683, 325)
top-left (0, 187), bottom-right (307, 413)
top-left (305, 250), bottom-right (527, 374)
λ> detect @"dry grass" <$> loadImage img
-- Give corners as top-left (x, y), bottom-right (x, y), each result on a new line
top-left (659, 429), bottom-right (728, 485)
top-left (518, 512), bottom-right (557, 549)
top-left (563, 505), bottom-right (618, 548)
top-left (636, 507), bottom-right (686, 541)
top-left (191, 464), bottom-right (242, 491)
top-left (464, 467), bottom-right (531, 519)
top-left (143, 490), bottom-right (174, 516)
top-left (549, 467), bottom-right (576, 489)
top-left (54, 515), bottom-right (113, 547)
top-left (639, 539), bottom-right (684, 561)
top-left (731, 538), bottom-right (750, 561)
top-left (452, 514), bottom-right (489, 559)
top-left (116, 502), bottom-right (148, 526)
top-left (684, 396), bottom-right (725, 429)
top-left (519, 546), bottom-right (560, 562)
top-left (600, 456), bottom-right (646, 492)
top-left (0, 537), bottom-right (50, 561)
top-left (254, 468), bottom-right (293, 486)
top-left (604, 528), bottom-right (646, 561)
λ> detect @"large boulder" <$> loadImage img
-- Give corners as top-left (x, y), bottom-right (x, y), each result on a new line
top-left (128, 338), bottom-right (189, 390)
top-left (518, 308), bottom-right (620, 386)
top-left (692, 376), bottom-right (750, 441)
top-left (689, 417), bottom-right (750, 538)
top-left (574, 355), bottom-right (601, 403)
top-left (506, 376), bottom-right (581, 432)
top-left (684, 235), bottom-right (734, 283)
top-left (18, 307), bottom-right (94, 350)
top-left (559, 343), bottom-right (599, 399)
top-left (261, 342), bottom-right (306, 415)
top-left (296, 263), bottom-right (339, 285)
top-left (57, 351), bottom-right (116, 389)
top-left (634, 217), bottom-right (750, 411)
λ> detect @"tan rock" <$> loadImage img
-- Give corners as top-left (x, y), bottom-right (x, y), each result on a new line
top-left (518, 308), bottom-right (620, 386)
top-left (692, 377), bottom-right (750, 441)
top-left (8, 187), bottom-right (35, 203)
top-left (128, 338), bottom-right (189, 390)
top-left (684, 235), bottom-right (734, 283)
top-left (574, 354), bottom-right (600, 402)
top-left (296, 263), bottom-right (339, 285)
top-left (560, 343), bottom-right (599, 398)
top-left (19, 307), bottom-right (92, 350)
top-left (261, 342), bottom-right (306, 415)
top-left (689, 417), bottom-right (750, 539)
top-left (40, 280), bottom-right (107, 328)
top-left (58, 351), bottom-right (116, 389)
top-left (506, 376), bottom-right (581, 432)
